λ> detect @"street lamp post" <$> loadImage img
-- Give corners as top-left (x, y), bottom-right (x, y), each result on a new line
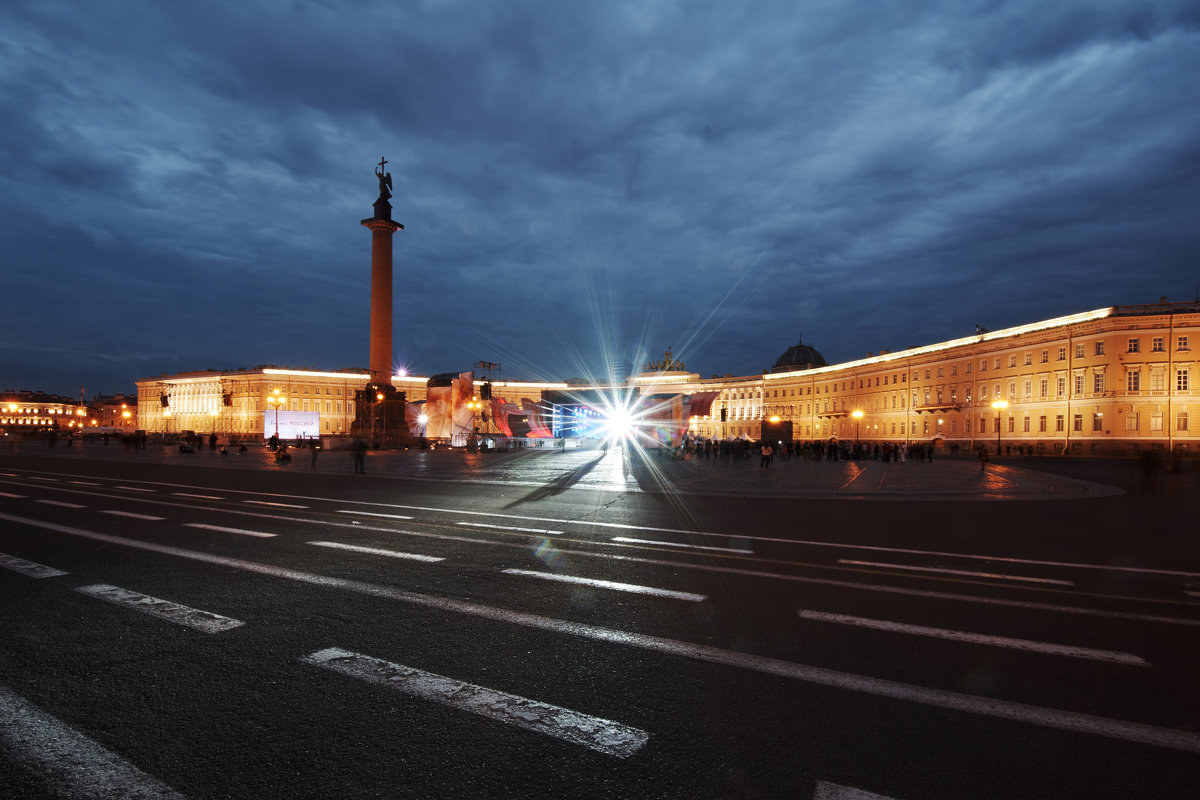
top-left (375, 392), bottom-right (384, 447)
top-left (851, 409), bottom-right (863, 445)
top-left (466, 398), bottom-right (482, 449)
top-left (992, 399), bottom-right (1008, 456)
top-left (268, 389), bottom-right (286, 438)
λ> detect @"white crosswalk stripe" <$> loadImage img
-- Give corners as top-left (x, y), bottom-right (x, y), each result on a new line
top-left (304, 647), bottom-right (649, 758)
top-left (75, 584), bottom-right (244, 633)
top-left (0, 684), bottom-right (186, 799)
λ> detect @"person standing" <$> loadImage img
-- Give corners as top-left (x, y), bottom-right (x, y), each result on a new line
top-left (760, 442), bottom-right (773, 470)
top-left (352, 438), bottom-right (367, 474)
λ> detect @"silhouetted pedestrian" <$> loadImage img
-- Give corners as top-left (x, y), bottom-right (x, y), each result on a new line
top-left (352, 438), bottom-right (367, 473)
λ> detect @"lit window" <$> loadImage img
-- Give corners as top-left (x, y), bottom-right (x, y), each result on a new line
top-left (1178, 412), bottom-right (1189, 431)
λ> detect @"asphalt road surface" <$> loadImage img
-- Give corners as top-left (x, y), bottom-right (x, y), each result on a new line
top-left (1, 442), bottom-right (1197, 799)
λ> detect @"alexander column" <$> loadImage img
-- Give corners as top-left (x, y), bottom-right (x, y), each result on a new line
top-left (353, 157), bottom-right (408, 447)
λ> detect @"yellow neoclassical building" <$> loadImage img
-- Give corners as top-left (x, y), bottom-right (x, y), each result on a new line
top-left (134, 366), bottom-right (563, 440)
top-left (676, 300), bottom-right (1198, 456)
top-left (137, 300), bottom-right (1198, 455)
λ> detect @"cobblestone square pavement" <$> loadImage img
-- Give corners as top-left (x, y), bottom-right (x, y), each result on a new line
top-left (9, 439), bottom-right (1126, 500)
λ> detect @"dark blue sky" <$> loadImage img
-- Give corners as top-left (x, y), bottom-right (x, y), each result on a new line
top-left (3, 1), bottom-right (1198, 397)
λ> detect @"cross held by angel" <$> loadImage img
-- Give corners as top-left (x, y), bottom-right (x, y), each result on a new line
top-left (375, 156), bottom-right (393, 199)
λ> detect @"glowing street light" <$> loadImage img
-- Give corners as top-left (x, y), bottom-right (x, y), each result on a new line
top-left (991, 399), bottom-right (1008, 456)
top-left (268, 388), bottom-right (287, 437)
top-left (851, 409), bottom-right (863, 444)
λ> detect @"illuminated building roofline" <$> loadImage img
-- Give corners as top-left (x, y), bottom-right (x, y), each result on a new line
top-left (264, 367), bottom-right (377, 381)
top-left (144, 367), bottom-right (564, 391)
top-left (764, 307), bottom-right (1115, 381)
top-left (632, 371), bottom-right (699, 384)
top-left (492, 380), bottom-right (569, 390)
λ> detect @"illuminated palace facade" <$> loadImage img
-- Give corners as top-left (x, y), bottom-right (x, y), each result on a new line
top-left (136, 300), bottom-right (1198, 455)
top-left (133, 367), bottom-right (562, 438)
top-left (676, 301), bottom-right (1200, 456)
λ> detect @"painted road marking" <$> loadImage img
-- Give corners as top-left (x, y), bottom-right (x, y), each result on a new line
top-left (245, 500), bottom-right (308, 509)
top-left (574, 551), bottom-right (1200, 627)
top-left (58, 475), bottom-right (1193, 579)
top-left (0, 685), bottom-right (186, 800)
top-left (99, 510), bottom-right (166, 521)
top-left (611, 536), bottom-right (753, 555)
top-left (798, 610), bottom-right (1148, 666)
top-left (837, 559), bottom-right (1074, 586)
top-left (115, 485), bottom-right (155, 492)
top-left (815, 781), bottom-right (898, 800)
top-left (503, 568), bottom-right (707, 601)
top-left (75, 584), bottom-right (244, 633)
top-left (0, 553), bottom-right (67, 578)
top-left (10, 513), bottom-right (1200, 754)
top-left (458, 521), bottom-right (563, 535)
top-left (36, 499), bottom-right (86, 509)
top-left (28, 477), bottom-right (59, 481)
top-left (303, 647), bottom-right (648, 758)
top-left (172, 493), bottom-right (226, 500)
top-left (336, 510), bottom-right (414, 520)
top-left (184, 523), bottom-right (277, 538)
top-left (1185, 590), bottom-right (1200, 598)
top-left (309, 541), bottom-right (444, 562)
top-left (0, 492), bottom-right (25, 498)
top-left (69, 480), bottom-right (101, 486)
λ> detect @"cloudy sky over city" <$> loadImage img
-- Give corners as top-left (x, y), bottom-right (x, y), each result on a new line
top-left (3, 0), bottom-right (1198, 396)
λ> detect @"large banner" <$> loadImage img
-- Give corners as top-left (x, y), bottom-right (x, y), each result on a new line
top-left (451, 371), bottom-right (474, 444)
top-left (424, 371), bottom-right (475, 442)
top-left (261, 411), bottom-right (320, 440)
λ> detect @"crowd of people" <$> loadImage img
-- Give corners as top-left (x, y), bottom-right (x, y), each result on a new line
top-left (661, 435), bottom-right (946, 464)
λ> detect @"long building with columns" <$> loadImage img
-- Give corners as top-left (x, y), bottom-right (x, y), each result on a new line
top-left (134, 367), bottom-right (563, 440)
top-left (679, 300), bottom-right (1199, 457)
top-left (137, 299), bottom-right (1199, 456)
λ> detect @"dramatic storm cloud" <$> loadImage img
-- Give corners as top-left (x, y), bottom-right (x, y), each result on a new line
top-left (2, 0), bottom-right (1198, 395)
